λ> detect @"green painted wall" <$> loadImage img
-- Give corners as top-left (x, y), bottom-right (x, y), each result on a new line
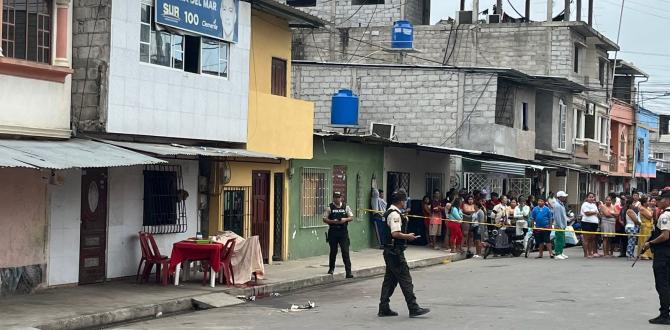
top-left (288, 138), bottom-right (384, 260)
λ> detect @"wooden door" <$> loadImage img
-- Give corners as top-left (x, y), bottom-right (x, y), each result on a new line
top-left (333, 165), bottom-right (347, 201)
top-left (79, 168), bottom-right (108, 284)
top-left (271, 57), bottom-right (287, 96)
top-left (252, 171), bottom-right (270, 262)
top-left (272, 173), bottom-right (284, 261)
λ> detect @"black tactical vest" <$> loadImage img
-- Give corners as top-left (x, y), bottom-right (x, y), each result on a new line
top-left (328, 202), bottom-right (348, 230)
top-left (383, 208), bottom-right (408, 248)
top-left (651, 209), bottom-right (670, 260)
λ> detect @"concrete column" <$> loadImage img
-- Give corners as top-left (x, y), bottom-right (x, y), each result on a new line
top-left (588, 0), bottom-right (594, 25)
top-left (460, 0), bottom-right (465, 11)
top-left (547, 0), bottom-right (553, 22)
top-left (0, 0), bottom-right (4, 57)
top-left (496, 0), bottom-right (503, 14)
top-left (472, 0), bottom-right (479, 23)
top-left (54, 0), bottom-right (71, 66)
top-left (564, 0), bottom-right (570, 21)
top-left (576, 0), bottom-right (582, 21)
top-left (525, 0), bottom-right (530, 21)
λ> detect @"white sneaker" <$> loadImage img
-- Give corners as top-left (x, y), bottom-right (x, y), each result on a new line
top-left (555, 255), bottom-right (566, 260)
top-left (561, 254), bottom-right (569, 259)
top-left (472, 255), bottom-right (481, 258)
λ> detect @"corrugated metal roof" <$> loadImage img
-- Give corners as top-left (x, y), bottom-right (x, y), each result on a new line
top-left (99, 140), bottom-right (281, 159)
top-left (0, 139), bottom-right (166, 169)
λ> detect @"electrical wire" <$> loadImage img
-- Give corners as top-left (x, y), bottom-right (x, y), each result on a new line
top-left (440, 74), bottom-right (496, 146)
top-left (347, 3), bottom-right (378, 63)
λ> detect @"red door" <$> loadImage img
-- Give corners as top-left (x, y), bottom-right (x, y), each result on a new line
top-left (252, 171), bottom-right (270, 262)
top-left (79, 168), bottom-right (108, 284)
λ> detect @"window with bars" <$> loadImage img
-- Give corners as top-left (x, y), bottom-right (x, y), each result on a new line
top-left (142, 164), bottom-right (188, 234)
top-left (222, 186), bottom-right (250, 237)
top-left (387, 171), bottom-right (410, 196)
top-left (425, 173), bottom-right (443, 197)
top-left (300, 167), bottom-right (331, 228)
top-left (2, 0), bottom-right (51, 64)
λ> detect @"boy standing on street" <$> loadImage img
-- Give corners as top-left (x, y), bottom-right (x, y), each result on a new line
top-left (530, 197), bottom-right (554, 258)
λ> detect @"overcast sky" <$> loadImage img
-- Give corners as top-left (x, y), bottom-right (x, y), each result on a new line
top-left (431, 0), bottom-right (670, 114)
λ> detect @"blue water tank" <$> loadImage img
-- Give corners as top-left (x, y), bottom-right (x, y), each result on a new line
top-left (391, 20), bottom-right (413, 49)
top-left (331, 89), bottom-right (359, 126)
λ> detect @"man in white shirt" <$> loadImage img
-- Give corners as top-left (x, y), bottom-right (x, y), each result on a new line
top-left (580, 192), bottom-right (600, 258)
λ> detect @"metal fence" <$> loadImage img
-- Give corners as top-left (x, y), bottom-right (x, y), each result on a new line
top-left (300, 167), bottom-right (331, 228)
top-left (142, 164), bottom-right (188, 234)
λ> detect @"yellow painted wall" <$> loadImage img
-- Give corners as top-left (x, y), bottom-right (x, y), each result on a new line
top-left (247, 10), bottom-right (314, 159)
top-left (208, 159), bottom-right (290, 261)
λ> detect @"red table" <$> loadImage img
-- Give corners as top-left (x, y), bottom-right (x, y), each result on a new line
top-left (169, 241), bottom-right (223, 287)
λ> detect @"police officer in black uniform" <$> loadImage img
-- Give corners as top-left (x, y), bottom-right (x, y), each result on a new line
top-left (644, 189), bottom-right (670, 325)
top-left (378, 189), bottom-right (430, 318)
top-left (323, 191), bottom-right (354, 278)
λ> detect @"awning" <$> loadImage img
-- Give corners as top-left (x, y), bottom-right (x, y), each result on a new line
top-left (0, 139), bottom-right (166, 169)
top-left (99, 140), bottom-right (281, 159)
top-left (541, 161), bottom-right (609, 176)
top-left (463, 157), bottom-right (551, 176)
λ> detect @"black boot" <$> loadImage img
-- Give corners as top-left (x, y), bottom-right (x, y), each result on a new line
top-left (649, 315), bottom-right (670, 324)
top-left (409, 307), bottom-right (430, 318)
top-left (346, 273), bottom-right (354, 278)
top-left (327, 268), bottom-right (334, 275)
top-left (378, 305), bottom-right (398, 317)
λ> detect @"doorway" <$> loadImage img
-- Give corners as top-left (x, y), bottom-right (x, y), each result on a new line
top-left (79, 168), bottom-right (108, 284)
top-left (252, 171), bottom-right (270, 262)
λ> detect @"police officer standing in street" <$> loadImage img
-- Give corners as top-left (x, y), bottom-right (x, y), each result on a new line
top-left (323, 191), bottom-right (354, 278)
top-left (644, 189), bottom-right (670, 325)
top-left (378, 189), bottom-right (430, 318)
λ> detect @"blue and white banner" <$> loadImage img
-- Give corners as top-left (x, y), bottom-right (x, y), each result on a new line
top-left (156, 0), bottom-right (239, 43)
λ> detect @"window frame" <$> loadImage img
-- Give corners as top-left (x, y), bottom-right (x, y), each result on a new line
top-left (271, 57), bottom-right (287, 96)
top-left (300, 167), bottom-right (331, 228)
top-left (521, 102), bottom-right (529, 131)
top-left (558, 99), bottom-right (567, 150)
top-left (574, 108), bottom-right (585, 141)
top-left (600, 117), bottom-right (608, 145)
top-left (201, 37), bottom-right (230, 78)
top-left (2, 0), bottom-right (52, 64)
top-left (142, 164), bottom-right (188, 234)
top-left (573, 44), bottom-right (581, 74)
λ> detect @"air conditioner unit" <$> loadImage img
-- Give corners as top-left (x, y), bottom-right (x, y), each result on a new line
top-left (370, 122), bottom-right (396, 140)
top-left (456, 10), bottom-right (473, 25)
top-left (487, 14), bottom-right (500, 24)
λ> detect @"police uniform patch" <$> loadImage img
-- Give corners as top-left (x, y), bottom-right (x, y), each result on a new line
top-left (664, 218), bottom-right (668, 225)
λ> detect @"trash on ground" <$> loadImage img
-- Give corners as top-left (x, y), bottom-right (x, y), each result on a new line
top-left (236, 295), bottom-right (256, 302)
top-left (281, 301), bottom-right (316, 312)
top-left (271, 292), bottom-right (281, 297)
top-left (155, 312), bottom-right (163, 318)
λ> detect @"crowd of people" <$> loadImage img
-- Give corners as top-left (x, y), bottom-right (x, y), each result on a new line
top-left (411, 187), bottom-right (669, 260)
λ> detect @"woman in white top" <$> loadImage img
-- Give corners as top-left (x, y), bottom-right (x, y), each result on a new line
top-left (580, 193), bottom-right (601, 258)
top-left (624, 198), bottom-right (641, 259)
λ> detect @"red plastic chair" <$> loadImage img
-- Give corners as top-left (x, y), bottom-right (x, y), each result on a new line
top-left (202, 239), bottom-right (236, 286)
top-left (138, 232), bottom-right (171, 285)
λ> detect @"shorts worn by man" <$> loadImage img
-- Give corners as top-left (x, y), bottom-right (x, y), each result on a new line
top-left (378, 190), bottom-right (430, 318)
top-left (645, 189), bottom-right (670, 325)
top-left (323, 192), bottom-right (354, 278)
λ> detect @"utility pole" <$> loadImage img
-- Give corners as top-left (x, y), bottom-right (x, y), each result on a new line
top-left (525, 0), bottom-right (531, 22)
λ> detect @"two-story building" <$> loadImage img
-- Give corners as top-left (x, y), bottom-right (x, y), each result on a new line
top-left (635, 107), bottom-right (659, 192)
top-left (651, 113), bottom-right (670, 189)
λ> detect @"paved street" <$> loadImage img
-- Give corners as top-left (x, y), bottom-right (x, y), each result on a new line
top-left (112, 247), bottom-right (662, 330)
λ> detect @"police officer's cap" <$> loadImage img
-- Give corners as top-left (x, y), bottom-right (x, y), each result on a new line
top-left (391, 190), bottom-right (408, 203)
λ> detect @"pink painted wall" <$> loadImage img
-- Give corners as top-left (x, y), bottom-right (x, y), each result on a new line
top-left (0, 169), bottom-right (48, 268)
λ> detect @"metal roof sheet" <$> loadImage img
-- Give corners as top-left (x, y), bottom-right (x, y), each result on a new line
top-left (0, 139), bottom-right (166, 169)
top-left (99, 140), bottom-right (281, 159)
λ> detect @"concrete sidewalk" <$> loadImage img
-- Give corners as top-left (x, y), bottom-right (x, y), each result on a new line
top-left (0, 246), bottom-right (460, 330)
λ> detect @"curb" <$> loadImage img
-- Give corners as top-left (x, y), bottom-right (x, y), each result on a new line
top-left (34, 253), bottom-right (462, 329)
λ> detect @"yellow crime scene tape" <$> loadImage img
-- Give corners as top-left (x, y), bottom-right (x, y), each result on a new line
top-left (358, 208), bottom-right (647, 238)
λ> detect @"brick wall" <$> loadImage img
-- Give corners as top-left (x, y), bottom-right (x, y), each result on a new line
top-left (292, 63), bottom-right (498, 147)
top-left (71, 0), bottom-right (112, 132)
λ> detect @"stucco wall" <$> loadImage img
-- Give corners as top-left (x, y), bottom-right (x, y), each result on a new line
top-left (288, 139), bottom-right (384, 260)
top-left (101, 1), bottom-right (251, 142)
top-left (383, 147), bottom-right (450, 199)
top-left (0, 169), bottom-right (48, 269)
top-left (106, 160), bottom-right (198, 278)
top-left (47, 169), bottom-right (82, 286)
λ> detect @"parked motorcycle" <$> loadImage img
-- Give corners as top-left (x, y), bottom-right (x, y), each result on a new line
top-left (482, 226), bottom-right (526, 259)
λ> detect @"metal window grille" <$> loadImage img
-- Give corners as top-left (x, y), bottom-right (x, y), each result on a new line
top-left (387, 171), bottom-right (410, 195)
top-left (222, 186), bottom-right (251, 237)
top-left (142, 164), bottom-right (187, 234)
top-left (425, 172), bottom-right (444, 196)
top-left (508, 178), bottom-right (532, 199)
top-left (300, 167), bottom-right (331, 228)
top-left (465, 173), bottom-right (503, 196)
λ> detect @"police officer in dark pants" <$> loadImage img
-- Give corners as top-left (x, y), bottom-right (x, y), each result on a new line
top-left (644, 189), bottom-right (670, 325)
top-left (323, 191), bottom-right (354, 278)
top-left (378, 189), bottom-right (430, 318)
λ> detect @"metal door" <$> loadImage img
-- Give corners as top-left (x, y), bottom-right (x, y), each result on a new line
top-left (273, 173), bottom-right (284, 261)
top-left (252, 171), bottom-right (270, 262)
top-left (79, 168), bottom-right (108, 284)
